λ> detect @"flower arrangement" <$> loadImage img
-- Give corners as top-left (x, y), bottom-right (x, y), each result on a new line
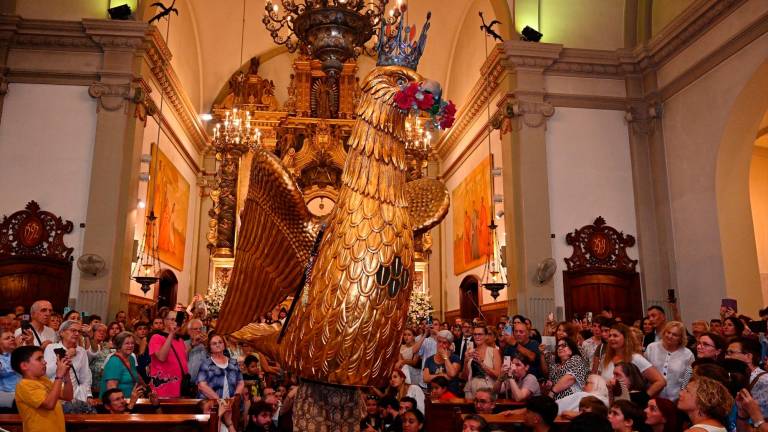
top-left (394, 81), bottom-right (456, 130)
top-left (204, 268), bottom-right (231, 318)
top-left (407, 289), bottom-right (435, 327)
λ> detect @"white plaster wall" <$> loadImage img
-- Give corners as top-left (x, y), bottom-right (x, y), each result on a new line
top-left (513, 0), bottom-right (625, 50)
top-left (751, 148), bottom-right (768, 303)
top-left (0, 84), bottom-right (96, 302)
top-left (657, 0), bottom-right (768, 90)
top-left (662, 33), bottom-right (768, 321)
top-left (545, 107), bottom-right (639, 310)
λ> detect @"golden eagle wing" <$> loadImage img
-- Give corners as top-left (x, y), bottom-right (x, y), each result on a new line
top-left (216, 147), bottom-right (316, 334)
top-left (406, 177), bottom-right (450, 235)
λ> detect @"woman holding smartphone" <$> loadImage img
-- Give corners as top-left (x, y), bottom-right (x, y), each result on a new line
top-left (462, 324), bottom-right (501, 400)
top-left (148, 310), bottom-right (189, 398)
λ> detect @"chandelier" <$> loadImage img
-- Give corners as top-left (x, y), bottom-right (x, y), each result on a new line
top-left (212, 107), bottom-right (262, 154)
top-left (132, 211), bottom-right (161, 295)
top-left (404, 113), bottom-right (433, 179)
top-left (481, 216), bottom-right (507, 300)
top-left (262, 0), bottom-right (390, 76)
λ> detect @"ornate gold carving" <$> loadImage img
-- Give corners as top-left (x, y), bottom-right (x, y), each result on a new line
top-left (220, 66), bottom-right (451, 389)
top-left (406, 178), bottom-right (450, 235)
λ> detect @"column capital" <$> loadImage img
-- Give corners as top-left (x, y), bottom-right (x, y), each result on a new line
top-left (88, 81), bottom-right (134, 112)
top-left (625, 99), bottom-right (662, 136)
top-left (492, 96), bottom-right (555, 132)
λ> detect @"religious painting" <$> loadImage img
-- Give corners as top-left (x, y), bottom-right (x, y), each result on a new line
top-left (151, 145), bottom-right (189, 270)
top-left (452, 157), bottom-right (491, 275)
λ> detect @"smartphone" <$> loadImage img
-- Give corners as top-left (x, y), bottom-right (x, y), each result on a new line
top-left (721, 298), bottom-right (738, 312)
top-left (175, 311), bottom-right (186, 327)
top-left (20, 314), bottom-right (30, 321)
top-left (503, 356), bottom-right (511, 370)
top-left (53, 347), bottom-right (66, 359)
top-left (20, 320), bottom-right (32, 332)
top-left (586, 312), bottom-right (593, 323)
top-left (667, 289), bottom-right (676, 303)
top-left (547, 312), bottom-right (555, 322)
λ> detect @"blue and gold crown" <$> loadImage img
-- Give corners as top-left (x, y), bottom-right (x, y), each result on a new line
top-left (376, 12), bottom-right (431, 70)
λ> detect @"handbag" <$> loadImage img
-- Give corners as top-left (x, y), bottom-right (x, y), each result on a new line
top-left (170, 342), bottom-right (196, 397)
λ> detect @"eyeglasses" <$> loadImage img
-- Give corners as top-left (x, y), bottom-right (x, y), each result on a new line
top-left (556, 343), bottom-right (568, 349)
top-left (474, 399), bottom-right (492, 404)
top-left (726, 349), bottom-right (744, 355)
top-left (472, 333), bottom-right (485, 336)
top-left (697, 342), bottom-right (715, 348)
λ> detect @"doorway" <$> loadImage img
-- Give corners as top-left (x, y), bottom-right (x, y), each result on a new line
top-left (459, 275), bottom-right (480, 321)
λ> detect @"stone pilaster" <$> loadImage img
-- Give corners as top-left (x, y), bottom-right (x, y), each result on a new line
top-left (624, 81), bottom-right (677, 313)
top-left (79, 19), bottom-right (148, 318)
top-left (496, 41), bottom-right (561, 325)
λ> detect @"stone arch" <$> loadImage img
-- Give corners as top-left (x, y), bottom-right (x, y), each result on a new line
top-left (715, 59), bottom-right (768, 307)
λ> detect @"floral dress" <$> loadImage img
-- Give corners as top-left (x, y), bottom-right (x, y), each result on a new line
top-left (548, 355), bottom-right (589, 400)
top-left (196, 355), bottom-right (243, 399)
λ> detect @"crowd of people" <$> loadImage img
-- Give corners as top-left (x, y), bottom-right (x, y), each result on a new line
top-left (0, 297), bottom-right (766, 432)
top-left (362, 304), bottom-right (768, 432)
top-left (0, 297), bottom-right (297, 432)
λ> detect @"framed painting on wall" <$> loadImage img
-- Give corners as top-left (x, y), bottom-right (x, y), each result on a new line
top-left (150, 144), bottom-right (189, 270)
top-left (452, 157), bottom-right (491, 275)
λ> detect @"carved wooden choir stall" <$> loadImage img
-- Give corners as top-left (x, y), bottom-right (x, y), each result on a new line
top-left (563, 216), bottom-right (642, 322)
top-left (0, 201), bottom-right (74, 313)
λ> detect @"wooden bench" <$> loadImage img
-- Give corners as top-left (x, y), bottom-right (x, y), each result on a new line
top-left (457, 412), bottom-right (571, 431)
top-left (133, 396), bottom-right (241, 430)
top-left (425, 398), bottom-right (525, 432)
top-left (0, 412), bottom-right (218, 432)
top-left (132, 398), bottom-right (205, 414)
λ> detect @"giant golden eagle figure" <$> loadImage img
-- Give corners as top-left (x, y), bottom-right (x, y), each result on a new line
top-left (216, 13), bottom-right (451, 429)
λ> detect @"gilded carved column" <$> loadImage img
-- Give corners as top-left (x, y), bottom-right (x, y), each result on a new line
top-left (211, 148), bottom-right (243, 258)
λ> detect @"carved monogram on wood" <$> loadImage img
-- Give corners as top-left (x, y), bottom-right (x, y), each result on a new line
top-left (0, 201), bottom-right (74, 260)
top-left (564, 216), bottom-right (637, 272)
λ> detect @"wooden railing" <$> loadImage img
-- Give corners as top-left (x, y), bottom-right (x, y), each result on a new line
top-left (424, 398), bottom-right (525, 432)
top-left (0, 413), bottom-right (217, 432)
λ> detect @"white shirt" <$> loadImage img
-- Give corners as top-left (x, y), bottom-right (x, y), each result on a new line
top-left (406, 384), bottom-right (425, 414)
top-left (600, 353), bottom-right (652, 382)
top-left (14, 325), bottom-right (56, 346)
top-left (556, 391), bottom-right (608, 415)
top-left (44, 343), bottom-right (92, 402)
top-left (644, 342), bottom-right (694, 401)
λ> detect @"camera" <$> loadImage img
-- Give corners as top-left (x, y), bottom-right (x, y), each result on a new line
top-left (53, 347), bottom-right (67, 359)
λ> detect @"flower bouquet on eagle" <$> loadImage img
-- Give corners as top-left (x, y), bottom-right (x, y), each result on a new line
top-left (394, 81), bottom-right (457, 130)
